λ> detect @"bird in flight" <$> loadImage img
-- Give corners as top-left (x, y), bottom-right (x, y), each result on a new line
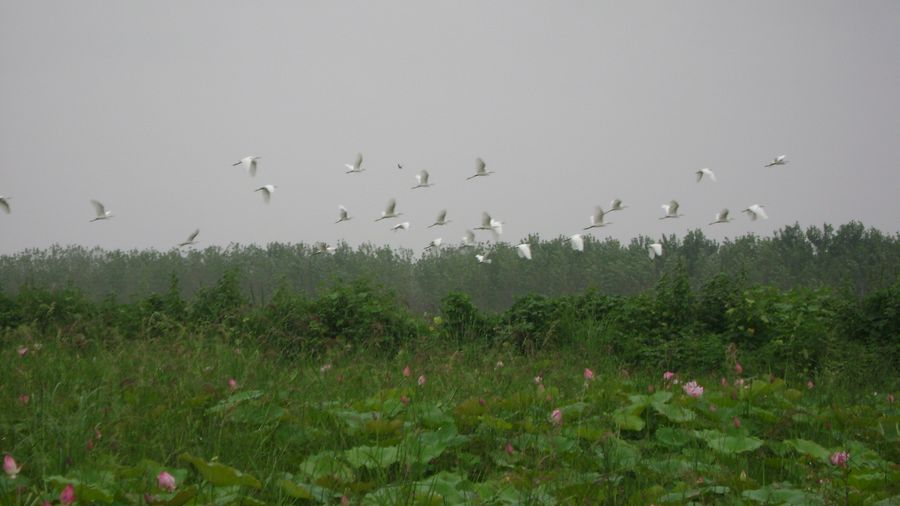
top-left (312, 242), bottom-right (336, 255)
top-left (255, 185), bottom-right (276, 204)
top-left (425, 238), bottom-right (442, 251)
top-left (659, 200), bottom-right (683, 219)
top-left (429, 209), bottom-right (450, 228)
top-left (336, 205), bottom-right (352, 223)
top-left (742, 204), bottom-right (768, 221)
top-left (391, 221), bottom-right (410, 232)
top-left (516, 243), bottom-right (532, 260)
top-left (765, 155), bottom-right (787, 167)
top-left (709, 209), bottom-right (733, 225)
top-left (90, 200), bottom-right (114, 222)
top-left (461, 229), bottom-right (476, 247)
top-left (608, 199), bottom-right (627, 212)
top-left (412, 170), bottom-right (434, 189)
top-left (475, 253), bottom-right (492, 264)
top-left (584, 207), bottom-right (611, 230)
top-left (233, 156), bottom-right (261, 177)
top-left (466, 158), bottom-right (493, 180)
top-left (695, 168), bottom-right (716, 182)
top-left (179, 229), bottom-right (200, 247)
top-left (345, 153), bottom-right (364, 173)
top-left (375, 199), bottom-right (403, 221)
top-left (648, 243), bottom-right (663, 259)
top-left (0, 196), bottom-right (10, 214)
top-left (570, 234), bottom-right (584, 252)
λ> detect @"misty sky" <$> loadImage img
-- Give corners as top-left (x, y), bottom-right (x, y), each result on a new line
top-left (1, 1), bottom-right (898, 256)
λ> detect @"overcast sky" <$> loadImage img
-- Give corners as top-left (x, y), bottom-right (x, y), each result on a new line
top-left (1, 1), bottom-right (898, 255)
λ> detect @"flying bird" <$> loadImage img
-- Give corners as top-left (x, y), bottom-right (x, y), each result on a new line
top-left (255, 185), bottom-right (276, 204)
top-left (336, 205), bottom-right (352, 223)
top-left (391, 221), bottom-right (410, 232)
top-left (660, 200), bottom-right (683, 219)
top-left (412, 170), bottom-right (433, 189)
top-left (179, 229), bottom-right (200, 247)
top-left (0, 196), bottom-right (10, 214)
top-left (466, 158), bottom-right (493, 180)
top-left (312, 242), bottom-right (336, 255)
top-left (475, 253), bottom-right (492, 264)
top-left (233, 156), bottom-right (261, 177)
top-left (429, 209), bottom-right (450, 228)
top-left (648, 243), bottom-right (663, 259)
top-left (516, 243), bottom-right (532, 260)
top-left (425, 238), bottom-right (442, 251)
top-left (474, 212), bottom-right (503, 239)
top-left (461, 229), bottom-right (476, 247)
top-left (397, 163), bottom-right (404, 170)
top-left (608, 199), bottom-right (627, 212)
top-left (375, 199), bottom-right (402, 221)
top-left (584, 207), bottom-right (611, 230)
top-left (345, 153), bottom-right (364, 173)
top-left (765, 155), bottom-right (787, 167)
top-left (570, 234), bottom-right (584, 252)
top-left (90, 200), bottom-right (114, 222)
top-left (695, 168), bottom-right (716, 182)
top-left (709, 209), bottom-right (733, 225)
top-left (742, 204), bottom-right (768, 221)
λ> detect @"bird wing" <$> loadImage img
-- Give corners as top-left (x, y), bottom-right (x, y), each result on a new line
top-left (669, 200), bottom-right (680, 214)
top-left (339, 205), bottom-right (348, 218)
top-left (463, 229), bottom-right (475, 244)
top-left (570, 234), bottom-right (584, 251)
top-left (611, 199), bottom-right (622, 210)
top-left (385, 199), bottom-right (396, 214)
top-left (91, 200), bottom-right (106, 216)
top-left (719, 209), bottom-right (729, 220)
top-left (481, 212), bottom-right (491, 227)
top-left (695, 170), bottom-right (703, 182)
top-left (248, 159), bottom-right (257, 177)
top-left (437, 209), bottom-right (447, 222)
top-left (187, 229), bottom-right (200, 242)
top-left (475, 158), bottom-right (486, 175)
top-left (421, 170), bottom-right (429, 184)
top-left (752, 205), bottom-right (768, 219)
top-left (706, 169), bottom-right (717, 182)
top-left (0, 198), bottom-right (9, 214)
top-left (355, 153), bottom-right (363, 169)
top-left (517, 244), bottom-right (532, 259)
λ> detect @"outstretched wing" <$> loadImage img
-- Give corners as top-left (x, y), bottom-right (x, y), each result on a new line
top-left (91, 200), bottom-right (106, 216)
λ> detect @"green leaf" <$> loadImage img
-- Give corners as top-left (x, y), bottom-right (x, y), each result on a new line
top-left (704, 434), bottom-right (763, 454)
top-left (159, 486), bottom-right (198, 506)
top-left (652, 402), bottom-right (695, 423)
top-left (345, 445), bottom-right (400, 469)
top-left (655, 427), bottom-right (693, 447)
top-left (742, 483), bottom-right (823, 504)
top-left (612, 403), bottom-right (645, 431)
top-left (785, 439), bottom-right (830, 462)
top-left (179, 453), bottom-right (262, 488)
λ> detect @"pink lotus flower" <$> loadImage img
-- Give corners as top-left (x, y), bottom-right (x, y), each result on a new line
top-left (400, 395), bottom-right (410, 405)
top-left (806, 380), bottom-right (815, 389)
top-left (734, 362), bottom-right (743, 375)
top-left (402, 365), bottom-right (411, 377)
top-left (228, 378), bottom-right (238, 390)
top-left (733, 416), bottom-right (741, 429)
top-left (60, 484), bottom-right (76, 505)
top-left (417, 375), bottom-right (426, 386)
top-left (17, 346), bottom-right (28, 357)
top-left (505, 442), bottom-right (515, 455)
top-left (682, 381), bottom-right (704, 398)
top-left (3, 454), bottom-right (21, 479)
top-left (830, 450), bottom-right (849, 467)
top-left (551, 408), bottom-right (563, 426)
top-left (583, 368), bottom-right (595, 381)
top-left (663, 371), bottom-right (675, 381)
top-left (157, 471), bottom-right (176, 492)
top-left (18, 395), bottom-right (29, 406)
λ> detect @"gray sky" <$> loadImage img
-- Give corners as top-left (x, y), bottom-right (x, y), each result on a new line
top-left (2, 1), bottom-right (898, 255)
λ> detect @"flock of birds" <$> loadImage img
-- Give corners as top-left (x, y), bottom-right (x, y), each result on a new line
top-left (0, 154), bottom-right (787, 262)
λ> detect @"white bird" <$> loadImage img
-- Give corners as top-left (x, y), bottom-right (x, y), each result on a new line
top-left (312, 242), bottom-right (336, 255)
top-left (489, 218), bottom-right (503, 240)
top-left (742, 204), bottom-right (769, 221)
top-left (516, 243), bottom-right (532, 260)
top-left (608, 199), bottom-right (627, 212)
top-left (765, 155), bottom-right (787, 167)
top-left (461, 229), bottom-right (476, 247)
top-left (90, 200), bottom-right (114, 222)
top-left (429, 209), bottom-right (450, 228)
top-left (584, 207), bottom-right (611, 230)
top-left (570, 234), bottom-right (584, 252)
top-left (474, 212), bottom-right (494, 231)
top-left (233, 156), bottom-right (261, 177)
top-left (336, 205), bottom-right (352, 223)
top-left (412, 170), bottom-right (433, 189)
top-left (425, 238), bottom-right (442, 251)
top-left (375, 198), bottom-right (403, 221)
top-left (255, 185), bottom-right (276, 204)
top-left (179, 229), bottom-right (200, 247)
top-left (695, 168), bottom-right (716, 182)
top-left (475, 253), bottom-right (492, 264)
top-left (648, 243), bottom-right (663, 259)
top-left (709, 209), bottom-right (733, 225)
top-left (466, 158), bottom-right (494, 180)
top-left (659, 200), bottom-right (683, 219)
top-left (0, 196), bottom-right (10, 214)
top-left (391, 221), bottom-right (410, 232)
top-left (345, 153), bottom-right (364, 173)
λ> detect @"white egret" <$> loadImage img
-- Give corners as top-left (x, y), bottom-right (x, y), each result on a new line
top-left (336, 205), bottom-right (352, 223)
top-left (425, 238), bottom-right (442, 251)
top-left (179, 229), bottom-right (200, 247)
top-left (648, 243), bottom-right (663, 259)
top-left (255, 185), bottom-right (276, 204)
top-left (429, 209), bottom-right (450, 228)
top-left (709, 209), bottom-right (733, 225)
top-left (765, 155), bottom-right (787, 167)
top-left (466, 158), bottom-right (493, 180)
top-left (696, 168), bottom-right (716, 182)
top-left (516, 243), bottom-right (532, 260)
top-left (90, 200), bottom-right (114, 221)
top-left (474, 212), bottom-right (494, 231)
top-left (461, 229), bottom-right (475, 247)
top-left (584, 207), bottom-right (611, 230)
top-left (345, 153), bottom-right (364, 173)
top-left (375, 198), bottom-right (403, 221)
top-left (742, 204), bottom-right (768, 221)
top-left (475, 253), bottom-right (492, 264)
top-left (233, 156), bottom-right (261, 177)
top-left (570, 234), bottom-right (584, 252)
top-left (391, 221), bottom-right (410, 232)
top-left (608, 199), bottom-right (627, 212)
top-left (0, 196), bottom-right (10, 214)
top-left (312, 242), bottom-right (336, 255)
top-left (412, 170), bottom-right (433, 189)
top-left (659, 200), bottom-right (683, 219)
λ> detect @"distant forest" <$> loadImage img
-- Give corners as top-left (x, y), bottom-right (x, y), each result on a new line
top-left (1, 222), bottom-right (897, 313)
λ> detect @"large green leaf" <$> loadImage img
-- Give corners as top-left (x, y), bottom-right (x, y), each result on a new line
top-left (345, 445), bottom-right (400, 469)
top-left (179, 453), bottom-right (262, 488)
top-left (742, 483), bottom-right (823, 504)
top-left (703, 434), bottom-right (763, 454)
top-left (784, 439), bottom-right (830, 462)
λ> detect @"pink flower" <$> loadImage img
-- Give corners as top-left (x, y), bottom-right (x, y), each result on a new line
top-left (720, 377), bottom-right (729, 387)
top-left (319, 363), bottom-right (332, 373)
top-left (17, 346), bottom-right (28, 357)
top-left (417, 375), bottom-right (426, 386)
top-left (733, 416), bottom-right (741, 429)
top-left (400, 395), bottom-right (410, 405)
top-left (157, 471), bottom-right (176, 492)
top-left (830, 451), bottom-right (849, 467)
top-left (583, 368), bottom-right (595, 381)
top-left (402, 365), bottom-right (411, 377)
top-left (806, 380), bottom-right (815, 390)
top-left (734, 362), bottom-right (743, 375)
top-left (682, 380), bottom-right (704, 398)
top-left (86, 438), bottom-right (94, 451)
top-left (341, 496), bottom-right (350, 506)
top-left (889, 393), bottom-right (895, 404)
top-left (663, 371), bottom-right (675, 381)
top-left (60, 484), bottom-right (76, 505)
top-left (734, 378), bottom-right (745, 388)
top-left (228, 378), bottom-right (238, 390)
top-left (505, 442), bottom-right (515, 455)
top-left (18, 395), bottom-right (29, 406)
top-left (3, 454), bottom-right (21, 479)
top-left (551, 408), bottom-right (563, 426)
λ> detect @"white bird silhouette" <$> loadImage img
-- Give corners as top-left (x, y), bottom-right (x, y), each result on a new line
top-left (336, 205), bottom-right (352, 223)
top-left (584, 207), bottom-right (611, 230)
top-left (570, 234), bottom-right (584, 252)
top-left (696, 168), bottom-right (716, 182)
top-left (375, 199), bottom-right (403, 221)
top-left (312, 242), bottom-right (336, 255)
top-left (429, 209), bottom-right (450, 228)
top-left (412, 170), bottom-right (433, 189)
top-left (742, 204), bottom-right (768, 221)
top-left (765, 155), bottom-right (787, 167)
top-left (425, 238), bottom-right (442, 251)
top-left (391, 221), bottom-right (410, 232)
top-left (648, 243), bottom-right (663, 259)
top-left (255, 185), bottom-right (276, 204)
top-left (0, 196), bottom-right (10, 214)
top-left (179, 229), bottom-right (200, 247)
top-left (709, 209), bottom-right (733, 225)
top-left (461, 229), bottom-right (476, 247)
top-left (475, 253), bottom-right (492, 264)
top-left (345, 153), bottom-right (364, 173)
top-left (466, 158), bottom-right (493, 180)
top-left (660, 200), bottom-right (683, 219)
top-left (233, 156), bottom-right (261, 177)
top-left (608, 199), bottom-right (627, 212)
top-left (516, 243), bottom-right (532, 260)
top-left (90, 200), bottom-right (114, 222)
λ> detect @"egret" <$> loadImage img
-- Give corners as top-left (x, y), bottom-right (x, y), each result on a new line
top-left (475, 253), bottom-right (492, 264)
top-left (648, 243), bottom-right (663, 259)
top-left (660, 200), bottom-right (683, 219)
top-left (584, 207), bottom-right (611, 230)
top-left (461, 229), bottom-right (475, 247)
top-left (391, 221), bottom-right (410, 232)
top-left (709, 209), bottom-right (733, 225)
top-left (516, 243), bottom-right (532, 260)
top-left (425, 238), bottom-right (442, 251)
top-left (233, 156), bottom-right (261, 177)
top-left (412, 170), bottom-right (433, 189)
top-left (466, 158), bottom-right (493, 180)
top-left (570, 234), bottom-right (584, 252)
top-left (765, 155), bottom-right (787, 167)
top-left (375, 198), bottom-right (403, 221)
top-left (179, 229), bottom-right (200, 247)
top-left (345, 153), bottom-right (364, 173)
top-left (742, 204), bottom-right (768, 221)
top-left (255, 185), bottom-right (276, 204)
top-left (474, 212), bottom-right (493, 231)
top-left (609, 199), bottom-right (627, 212)
top-left (429, 209), bottom-right (450, 228)
top-left (312, 242), bottom-right (336, 255)
top-left (90, 200), bottom-right (114, 221)
top-left (336, 205), bottom-right (352, 223)
top-left (696, 168), bottom-right (716, 182)
top-left (0, 196), bottom-right (10, 214)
